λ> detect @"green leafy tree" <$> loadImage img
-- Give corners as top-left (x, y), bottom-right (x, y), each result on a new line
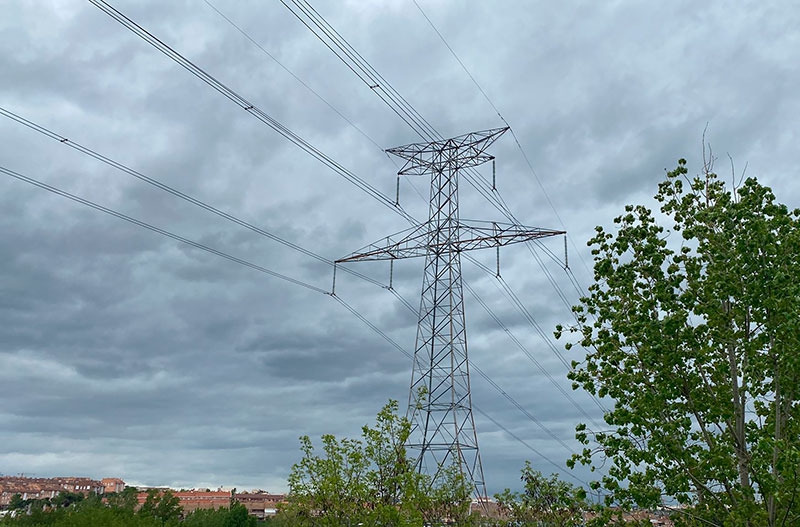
top-left (53, 506), bottom-right (162, 527)
top-left (106, 487), bottom-right (140, 512)
top-left (495, 463), bottom-right (587, 526)
top-left (181, 503), bottom-right (255, 527)
top-left (282, 399), bottom-right (473, 526)
top-left (560, 159), bottom-right (800, 526)
top-left (138, 489), bottom-right (182, 526)
top-left (182, 508), bottom-right (227, 527)
top-left (7, 494), bottom-right (25, 511)
top-left (224, 502), bottom-right (256, 527)
top-left (285, 433), bottom-right (371, 526)
top-left (51, 492), bottom-right (83, 509)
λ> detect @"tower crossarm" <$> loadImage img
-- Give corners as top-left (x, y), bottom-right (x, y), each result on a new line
top-left (387, 127), bottom-right (509, 175)
top-left (335, 220), bottom-right (565, 263)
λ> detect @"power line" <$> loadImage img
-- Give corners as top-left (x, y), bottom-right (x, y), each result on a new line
top-left (466, 255), bottom-right (607, 415)
top-left (0, 106), bottom-right (393, 291)
top-left (85, 0), bottom-right (597, 472)
top-left (277, 0), bottom-right (584, 334)
top-left (411, 0), bottom-right (505, 123)
top-left (278, 0), bottom-right (514, 217)
top-left (288, 0), bottom-right (441, 139)
top-left (206, 4), bottom-right (592, 419)
top-left (463, 279), bottom-right (603, 428)
top-left (0, 164), bottom-right (328, 294)
top-left (202, 0), bottom-right (386, 154)
top-left (199, 4), bottom-right (578, 389)
top-left (3, 159), bottom-right (582, 476)
top-left (411, 0), bottom-right (594, 277)
top-left (278, 0), bottom-right (608, 437)
top-left (2, 86), bottom-right (586, 468)
top-left (88, 0), bottom-right (413, 225)
top-left (473, 405), bottom-right (590, 488)
top-left (200, 0), bottom-right (423, 214)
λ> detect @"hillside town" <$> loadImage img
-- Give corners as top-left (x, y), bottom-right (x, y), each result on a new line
top-left (0, 474), bottom-right (681, 525)
top-left (0, 475), bottom-right (285, 520)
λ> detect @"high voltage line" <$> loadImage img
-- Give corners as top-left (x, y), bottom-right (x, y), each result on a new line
top-left (274, 0), bottom-right (608, 484)
top-left (204, 0), bottom-right (583, 361)
top-left (277, 0), bottom-right (520, 218)
top-left (1, 159), bottom-right (582, 481)
top-left (276, 1), bottom-right (609, 415)
top-left (411, 0), bottom-right (595, 281)
top-left (0, 165), bottom-right (328, 294)
top-left (73, 0), bottom-right (603, 480)
top-left (86, 0), bottom-right (596, 430)
top-left (2, 102), bottom-right (588, 469)
top-left (279, 0), bottom-right (591, 298)
top-left (201, 0), bottom-right (386, 155)
top-left (276, 0), bottom-right (585, 324)
top-left (86, 0), bottom-right (411, 224)
top-left (0, 107), bottom-right (388, 291)
top-left (198, 2), bottom-right (592, 420)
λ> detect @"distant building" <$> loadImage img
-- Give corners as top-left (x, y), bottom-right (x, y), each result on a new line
top-left (137, 489), bottom-right (230, 514)
top-left (135, 488), bottom-right (287, 518)
top-left (234, 491), bottom-right (286, 519)
top-left (0, 476), bottom-right (287, 520)
top-left (0, 476), bottom-right (112, 507)
top-left (470, 496), bottom-right (501, 518)
top-left (102, 478), bottom-right (126, 494)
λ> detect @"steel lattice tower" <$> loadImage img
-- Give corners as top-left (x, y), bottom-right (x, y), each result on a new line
top-left (337, 127), bottom-right (564, 498)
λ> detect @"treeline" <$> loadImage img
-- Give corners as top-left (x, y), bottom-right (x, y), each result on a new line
top-left (0, 489), bottom-right (258, 527)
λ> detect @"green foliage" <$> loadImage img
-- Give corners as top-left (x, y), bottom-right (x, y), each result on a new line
top-left (51, 492), bottom-right (83, 509)
top-left (106, 487), bottom-right (140, 512)
top-left (0, 489), bottom-right (259, 527)
top-left (0, 494), bottom-right (160, 527)
top-left (182, 503), bottom-right (255, 527)
top-left (282, 399), bottom-right (473, 526)
top-left (560, 159), bottom-right (800, 526)
top-left (495, 462), bottom-right (587, 527)
top-left (139, 490), bottom-right (182, 525)
top-left (225, 503), bottom-right (256, 527)
top-left (7, 495), bottom-right (25, 511)
top-left (47, 506), bottom-right (163, 527)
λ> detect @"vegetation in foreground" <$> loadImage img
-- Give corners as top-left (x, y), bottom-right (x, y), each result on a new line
top-left (560, 157), bottom-right (800, 526)
top-left (0, 488), bottom-right (255, 527)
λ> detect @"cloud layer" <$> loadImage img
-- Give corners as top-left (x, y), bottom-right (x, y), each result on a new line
top-left (1, 0), bottom-right (798, 495)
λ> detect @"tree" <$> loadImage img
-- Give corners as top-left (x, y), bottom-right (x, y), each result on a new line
top-left (224, 503), bottom-right (256, 527)
top-left (282, 399), bottom-right (473, 526)
top-left (559, 158), bottom-right (800, 526)
top-left (7, 494), bottom-right (25, 511)
top-left (181, 503), bottom-right (255, 527)
top-left (51, 492), bottom-right (83, 509)
top-left (138, 489), bottom-right (182, 525)
top-left (495, 463), bottom-right (587, 527)
top-left (106, 487), bottom-right (140, 512)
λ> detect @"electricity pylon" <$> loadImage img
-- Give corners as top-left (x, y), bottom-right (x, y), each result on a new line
top-left (336, 127), bottom-right (564, 498)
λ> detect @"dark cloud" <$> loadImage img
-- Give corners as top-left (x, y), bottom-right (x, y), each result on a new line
top-left (1, 0), bottom-right (798, 496)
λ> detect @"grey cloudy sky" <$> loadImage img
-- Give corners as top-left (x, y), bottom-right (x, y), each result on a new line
top-left (1, 0), bottom-right (799, 496)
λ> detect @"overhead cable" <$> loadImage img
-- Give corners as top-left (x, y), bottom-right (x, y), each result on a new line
top-left (279, 0), bottom-right (608, 419)
top-left (88, 0), bottom-right (413, 225)
top-left (87, 0), bottom-right (597, 462)
top-left (412, 0), bottom-right (594, 276)
top-left (0, 106), bottom-right (390, 291)
top-left (202, 0), bottom-right (385, 154)
top-left (0, 164), bottom-right (328, 294)
top-left (2, 158), bottom-right (579, 469)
